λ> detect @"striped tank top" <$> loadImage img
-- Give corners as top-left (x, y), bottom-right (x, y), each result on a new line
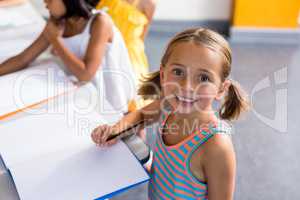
top-left (148, 106), bottom-right (231, 200)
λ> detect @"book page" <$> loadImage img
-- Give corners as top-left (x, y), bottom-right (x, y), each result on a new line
top-left (0, 92), bottom-right (148, 200)
top-left (0, 59), bottom-right (76, 119)
top-left (9, 142), bottom-right (149, 200)
top-left (0, 1), bottom-right (42, 28)
top-left (0, 1), bottom-right (45, 41)
top-left (0, 39), bottom-right (35, 63)
top-left (0, 89), bottom-right (119, 168)
top-left (0, 8), bottom-right (34, 27)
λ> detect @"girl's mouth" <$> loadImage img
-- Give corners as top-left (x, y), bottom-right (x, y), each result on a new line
top-left (175, 94), bottom-right (199, 106)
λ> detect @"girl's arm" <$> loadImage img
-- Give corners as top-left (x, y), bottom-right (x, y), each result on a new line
top-left (0, 0), bottom-right (25, 7)
top-left (0, 27), bottom-right (50, 76)
top-left (92, 99), bottom-right (161, 145)
top-left (45, 14), bottom-right (112, 82)
top-left (140, 0), bottom-right (156, 40)
top-left (112, 99), bottom-right (161, 133)
top-left (202, 134), bottom-right (236, 200)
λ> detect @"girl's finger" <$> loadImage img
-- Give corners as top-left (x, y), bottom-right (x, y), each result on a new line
top-left (101, 126), bottom-right (110, 144)
top-left (94, 126), bottom-right (105, 145)
top-left (91, 128), bottom-right (98, 144)
top-left (106, 138), bottom-right (118, 146)
top-left (102, 131), bottom-right (110, 144)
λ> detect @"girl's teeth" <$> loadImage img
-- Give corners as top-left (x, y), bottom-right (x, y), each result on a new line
top-left (177, 96), bottom-right (195, 103)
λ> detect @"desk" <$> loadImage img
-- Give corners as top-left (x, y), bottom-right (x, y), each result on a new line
top-left (0, 0), bottom-right (44, 39)
top-left (0, 2), bottom-right (150, 199)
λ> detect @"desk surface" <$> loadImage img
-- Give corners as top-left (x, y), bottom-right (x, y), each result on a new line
top-left (0, 0), bottom-right (44, 39)
top-left (0, 1), bottom-right (45, 62)
top-left (0, 2), bottom-right (149, 199)
top-left (0, 3), bottom-right (75, 199)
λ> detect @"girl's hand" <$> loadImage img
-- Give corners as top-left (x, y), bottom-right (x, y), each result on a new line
top-left (91, 125), bottom-right (119, 147)
top-left (43, 18), bottom-right (65, 43)
top-left (50, 47), bottom-right (58, 56)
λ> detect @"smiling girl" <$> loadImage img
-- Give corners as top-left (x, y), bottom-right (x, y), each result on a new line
top-left (91, 28), bottom-right (249, 199)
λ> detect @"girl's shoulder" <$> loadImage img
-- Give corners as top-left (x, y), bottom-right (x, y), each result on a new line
top-left (195, 130), bottom-right (236, 194)
top-left (198, 120), bottom-right (235, 163)
top-left (210, 119), bottom-right (232, 135)
top-left (90, 12), bottom-right (113, 30)
top-left (191, 118), bottom-right (234, 159)
top-left (140, 0), bottom-right (156, 19)
top-left (140, 0), bottom-right (156, 10)
top-left (89, 12), bottom-right (113, 41)
top-left (205, 132), bottom-right (233, 152)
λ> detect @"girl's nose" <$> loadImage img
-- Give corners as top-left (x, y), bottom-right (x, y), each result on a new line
top-left (180, 77), bottom-right (195, 93)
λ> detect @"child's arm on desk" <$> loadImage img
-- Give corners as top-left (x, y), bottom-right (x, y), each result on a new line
top-left (0, 0), bottom-right (25, 7)
top-left (91, 99), bottom-right (161, 146)
top-left (0, 24), bottom-right (50, 76)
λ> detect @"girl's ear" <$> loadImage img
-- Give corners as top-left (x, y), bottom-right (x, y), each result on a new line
top-left (160, 64), bottom-right (164, 83)
top-left (215, 79), bottom-right (231, 100)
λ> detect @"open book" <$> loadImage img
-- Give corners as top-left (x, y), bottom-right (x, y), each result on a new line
top-left (0, 59), bottom-right (77, 120)
top-left (0, 93), bottom-right (149, 200)
top-left (0, 1), bottom-right (45, 46)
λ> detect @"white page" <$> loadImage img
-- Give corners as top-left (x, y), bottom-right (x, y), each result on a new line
top-left (0, 110), bottom-right (101, 168)
top-left (0, 39), bottom-right (34, 63)
top-left (0, 9), bottom-right (35, 27)
top-left (9, 142), bottom-right (149, 200)
top-left (0, 2), bottom-right (45, 41)
top-left (0, 1), bottom-right (43, 28)
top-left (0, 91), bottom-right (115, 167)
top-left (0, 59), bottom-right (76, 118)
top-left (0, 93), bottom-right (148, 200)
top-left (0, 22), bottom-right (44, 42)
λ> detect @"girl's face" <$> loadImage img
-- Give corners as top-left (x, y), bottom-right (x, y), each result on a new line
top-left (160, 42), bottom-right (229, 114)
top-left (44, 0), bottom-right (66, 19)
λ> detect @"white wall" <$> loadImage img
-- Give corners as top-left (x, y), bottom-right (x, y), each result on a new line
top-left (154, 0), bottom-right (232, 21)
top-left (30, 0), bottom-right (233, 21)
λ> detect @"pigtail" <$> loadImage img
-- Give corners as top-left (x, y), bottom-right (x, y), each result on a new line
top-left (86, 0), bottom-right (99, 7)
top-left (138, 71), bottom-right (161, 100)
top-left (219, 80), bottom-right (250, 121)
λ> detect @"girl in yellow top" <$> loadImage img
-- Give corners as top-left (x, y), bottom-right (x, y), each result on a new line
top-left (97, 0), bottom-right (156, 81)
top-left (97, 0), bottom-right (156, 140)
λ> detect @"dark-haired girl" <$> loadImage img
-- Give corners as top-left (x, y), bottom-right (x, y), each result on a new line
top-left (0, 0), bottom-right (136, 113)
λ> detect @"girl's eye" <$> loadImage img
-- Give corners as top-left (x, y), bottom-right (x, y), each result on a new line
top-left (198, 74), bottom-right (210, 82)
top-left (172, 68), bottom-right (184, 77)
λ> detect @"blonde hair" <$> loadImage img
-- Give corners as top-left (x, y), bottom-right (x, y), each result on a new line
top-left (139, 28), bottom-right (249, 121)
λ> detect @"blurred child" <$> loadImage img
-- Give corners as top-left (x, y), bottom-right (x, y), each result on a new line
top-left (97, 0), bottom-right (156, 115)
top-left (0, 0), bottom-right (136, 113)
top-left (97, 0), bottom-right (156, 82)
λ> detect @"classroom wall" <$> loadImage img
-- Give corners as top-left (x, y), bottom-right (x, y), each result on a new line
top-left (30, 0), bottom-right (300, 28)
top-left (233, 0), bottom-right (300, 28)
top-left (153, 0), bottom-right (233, 21)
top-left (30, 0), bottom-right (233, 22)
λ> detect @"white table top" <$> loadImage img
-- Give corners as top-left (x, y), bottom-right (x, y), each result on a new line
top-left (0, 2), bottom-right (120, 199)
top-left (0, 2), bottom-right (150, 199)
top-left (0, 3), bottom-right (43, 198)
top-left (0, 1), bottom-right (45, 40)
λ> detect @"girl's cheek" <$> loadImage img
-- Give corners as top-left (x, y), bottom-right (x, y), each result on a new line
top-left (196, 98), bottom-right (212, 109)
top-left (162, 82), bottom-right (179, 95)
top-left (194, 88), bottom-right (218, 110)
top-left (196, 84), bottom-right (218, 98)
